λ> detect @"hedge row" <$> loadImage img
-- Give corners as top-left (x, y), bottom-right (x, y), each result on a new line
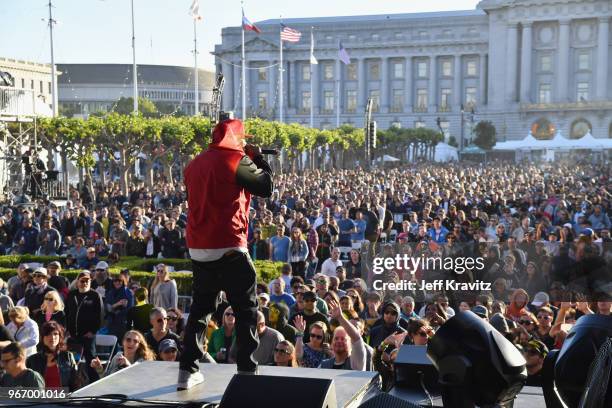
top-left (0, 256), bottom-right (283, 296)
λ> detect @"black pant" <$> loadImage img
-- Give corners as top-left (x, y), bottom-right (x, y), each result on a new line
top-left (290, 261), bottom-right (306, 280)
top-left (180, 252), bottom-right (259, 374)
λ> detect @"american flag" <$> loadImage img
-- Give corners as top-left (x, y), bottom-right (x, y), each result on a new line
top-left (280, 24), bottom-right (301, 42)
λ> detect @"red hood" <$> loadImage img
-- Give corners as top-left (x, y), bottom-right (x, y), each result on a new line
top-left (210, 119), bottom-right (249, 152)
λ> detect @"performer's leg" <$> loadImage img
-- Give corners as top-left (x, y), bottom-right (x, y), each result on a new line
top-left (180, 259), bottom-right (220, 374)
top-left (222, 252), bottom-right (259, 373)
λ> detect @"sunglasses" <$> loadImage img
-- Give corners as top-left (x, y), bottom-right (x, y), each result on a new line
top-left (156, 318), bottom-right (168, 323)
top-left (167, 316), bottom-right (178, 321)
top-left (519, 320), bottom-right (534, 325)
top-left (44, 297), bottom-right (55, 301)
top-left (225, 312), bottom-right (235, 317)
top-left (303, 299), bottom-right (315, 303)
top-left (309, 333), bottom-right (324, 340)
top-left (274, 348), bottom-right (291, 355)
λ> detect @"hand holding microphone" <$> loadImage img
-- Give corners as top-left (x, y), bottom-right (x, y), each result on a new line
top-left (245, 144), bottom-right (278, 158)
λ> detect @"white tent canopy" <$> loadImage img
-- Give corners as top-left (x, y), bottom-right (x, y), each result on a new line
top-left (494, 131), bottom-right (612, 151)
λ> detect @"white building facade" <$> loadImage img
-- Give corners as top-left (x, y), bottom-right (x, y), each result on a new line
top-left (214, 0), bottom-right (612, 142)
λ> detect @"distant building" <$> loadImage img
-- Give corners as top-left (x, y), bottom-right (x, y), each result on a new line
top-left (57, 64), bottom-right (215, 117)
top-left (0, 57), bottom-right (58, 117)
top-left (215, 0), bottom-right (612, 142)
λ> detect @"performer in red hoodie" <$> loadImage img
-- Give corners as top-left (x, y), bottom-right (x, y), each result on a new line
top-left (178, 119), bottom-right (273, 390)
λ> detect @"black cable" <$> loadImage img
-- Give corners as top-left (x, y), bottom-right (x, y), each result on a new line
top-left (418, 371), bottom-right (434, 407)
top-left (1, 394), bottom-right (218, 408)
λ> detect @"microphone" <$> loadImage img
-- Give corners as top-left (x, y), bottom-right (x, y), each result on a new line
top-left (261, 148), bottom-right (279, 155)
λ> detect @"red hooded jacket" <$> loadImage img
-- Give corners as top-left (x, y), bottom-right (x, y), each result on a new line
top-left (184, 119), bottom-right (273, 250)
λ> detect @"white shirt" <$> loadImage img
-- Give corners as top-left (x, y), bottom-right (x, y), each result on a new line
top-left (320, 258), bottom-right (343, 278)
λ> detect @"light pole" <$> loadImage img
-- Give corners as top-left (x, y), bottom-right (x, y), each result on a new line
top-left (460, 103), bottom-right (465, 152)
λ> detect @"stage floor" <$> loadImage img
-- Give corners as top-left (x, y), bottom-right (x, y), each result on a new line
top-left (71, 361), bottom-right (380, 407)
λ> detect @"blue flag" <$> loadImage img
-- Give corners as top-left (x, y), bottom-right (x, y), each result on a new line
top-left (338, 42), bottom-right (351, 65)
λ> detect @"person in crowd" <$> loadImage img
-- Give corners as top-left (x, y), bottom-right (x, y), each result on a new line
top-left (369, 301), bottom-right (406, 348)
top-left (91, 261), bottom-right (113, 300)
top-left (532, 306), bottom-right (556, 350)
top-left (144, 307), bottom-right (182, 359)
top-left (400, 296), bottom-right (419, 320)
top-left (24, 267), bottom-right (57, 316)
top-left (269, 278), bottom-right (296, 308)
top-left (126, 226), bottom-right (146, 257)
top-left (248, 229), bottom-right (269, 260)
top-left (91, 330), bottom-right (155, 376)
top-left (149, 263), bottom-right (178, 310)
top-left (320, 247), bottom-right (343, 278)
top-left (0, 342), bottom-right (45, 388)
top-left (294, 316), bottom-right (332, 368)
top-left (143, 228), bottom-right (161, 258)
top-left (166, 308), bottom-right (185, 338)
top-left (523, 339), bottom-right (549, 386)
top-left (26, 321), bottom-right (77, 390)
top-left (13, 218), bottom-right (39, 255)
top-left (506, 289), bottom-right (531, 322)
top-left (208, 306), bottom-right (236, 364)
top-left (104, 275), bottom-right (134, 339)
top-left (33, 290), bottom-right (66, 329)
top-left (80, 247), bottom-right (99, 271)
top-left (110, 221), bottom-right (130, 256)
top-left (230, 311), bottom-right (283, 366)
top-left (374, 331), bottom-right (407, 391)
top-left (159, 219), bottom-right (183, 258)
top-left (268, 302), bottom-right (297, 344)
top-left (319, 300), bottom-right (366, 370)
top-left (46, 261), bottom-right (70, 301)
top-left (269, 224), bottom-right (290, 262)
top-left (37, 219), bottom-right (61, 256)
top-left (273, 340), bottom-right (298, 367)
top-left (288, 227), bottom-right (309, 279)
top-left (278, 263), bottom-right (293, 292)
top-left (68, 237), bottom-right (88, 267)
top-left (6, 306), bottom-right (39, 358)
top-left (126, 287), bottom-right (154, 334)
top-left (158, 338), bottom-right (180, 362)
top-left (65, 271), bottom-right (103, 382)
top-left (292, 291), bottom-right (330, 343)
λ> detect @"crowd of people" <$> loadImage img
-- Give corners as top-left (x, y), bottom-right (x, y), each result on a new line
top-left (0, 160), bottom-right (610, 393)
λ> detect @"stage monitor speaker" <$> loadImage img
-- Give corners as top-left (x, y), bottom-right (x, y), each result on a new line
top-left (358, 393), bottom-right (422, 408)
top-left (219, 374), bottom-right (337, 408)
top-left (394, 344), bottom-right (439, 393)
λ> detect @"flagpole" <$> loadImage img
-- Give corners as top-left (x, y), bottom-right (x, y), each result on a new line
top-left (310, 27), bottom-right (314, 129)
top-left (241, 7), bottom-right (246, 120)
top-left (47, 0), bottom-right (57, 117)
top-left (131, 0), bottom-right (138, 114)
top-left (279, 18), bottom-right (283, 123)
top-left (193, 19), bottom-right (199, 116)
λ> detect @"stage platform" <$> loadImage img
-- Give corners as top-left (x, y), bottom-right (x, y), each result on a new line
top-left (70, 361), bottom-right (380, 407)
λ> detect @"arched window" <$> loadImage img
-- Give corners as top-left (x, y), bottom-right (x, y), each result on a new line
top-left (531, 118), bottom-right (555, 140)
top-left (570, 118), bottom-right (591, 139)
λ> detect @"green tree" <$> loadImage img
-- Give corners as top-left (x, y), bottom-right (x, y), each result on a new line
top-left (473, 121), bottom-right (497, 150)
top-left (114, 97), bottom-right (159, 117)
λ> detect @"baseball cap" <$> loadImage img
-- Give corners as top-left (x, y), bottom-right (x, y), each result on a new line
top-left (159, 339), bottom-right (178, 353)
top-left (95, 261), bottom-right (109, 270)
top-left (258, 293), bottom-right (270, 302)
top-left (33, 267), bottom-right (48, 277)
top-left (471, 305), bottom-right (489, 319)
top-left (77, 270), bottom-right (91, 280)
top-left (581, 228), bottom-right (594, 237)
top-left (47, 261), bottom-right (61, 268)
top-left (526, 339), bottom-right (549, 357)
top-left (531, 292), bottom-right (550, 307)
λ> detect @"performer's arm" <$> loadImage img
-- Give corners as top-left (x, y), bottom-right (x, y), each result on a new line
top-left (235, 155), bottom-right (273, 198)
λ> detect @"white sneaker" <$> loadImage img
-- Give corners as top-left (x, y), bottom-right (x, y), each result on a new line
top-left (177, 370), bottom-right (204, 391)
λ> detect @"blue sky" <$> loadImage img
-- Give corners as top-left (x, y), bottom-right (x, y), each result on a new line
top-left (1, 0), bottom-right (480, 70)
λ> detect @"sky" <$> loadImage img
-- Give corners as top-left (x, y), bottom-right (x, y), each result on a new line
top-left (1, 0), bottom-right (480, 71)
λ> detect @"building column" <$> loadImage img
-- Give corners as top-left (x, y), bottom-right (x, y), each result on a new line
top-left (268, 61), bottom-right (276, 116)
top-left (288, 60), bottom-right (295, 109)
top-left (557, 19), bottom-right (571, 102)
top-left (404, 57), bottom-right (412, 112)
top-left (520, 22), bottom-right (533, 103)
top-left (233, 63), bottom-right (241, 113)
top-left (357, 58), bottom-right (366, 110)
top-left (479, 53), bottom-right (487, 105)
top-left (312, 61), bottom-right (320, 114)
top-left (381, 57), bottom-right (389, 113)
top-left (453, 54), bottom-right (462, 109)
top-left (505, 23), bottom-right (519, 103)
top-left (597, 17), bottom-right (610, 100)
top-left (429, 56), bottom-right (437, 111)
top-left (222, 60), bottom-right (233, 111)
top-left (336, 59), bottom-right (343, 119)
